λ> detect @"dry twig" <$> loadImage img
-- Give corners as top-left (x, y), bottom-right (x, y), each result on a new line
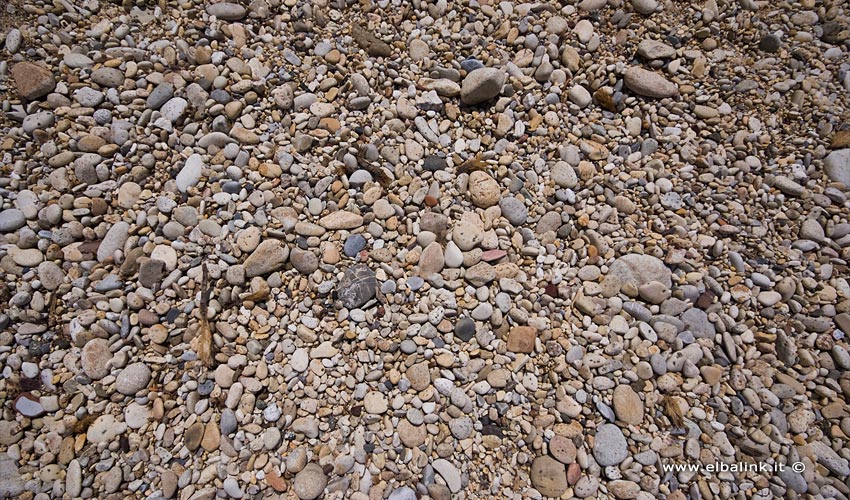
top-left (193, 263), bottom-right (215, 368)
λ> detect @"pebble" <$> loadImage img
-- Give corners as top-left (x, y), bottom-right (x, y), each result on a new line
top-left (623, 67), bottom-right (678, 98)
top-left (468, 171), bottom-right (501, 208)
top-left (0, 4), bottom-right (844, 500)
top-left (531, 456), bottom-right (569, 497)
top-left (460, 68), bottom-right (505, 105)
top-left (632, 0), bottom-right (658, 14)
top-left (824, 149), bottom-right (850, 187)
top-left (593, 424), bottom-right (628, 466)
top-left (293, 464), bottom-right (328, 500)
top-left (206, 2), bottom-right (247, 21)
top-left (115, 363), bottom-right (151, 396)
top-left (432, 459), bottom-right (462, 493)
top-left (11, 62), bottom-right (55, 100)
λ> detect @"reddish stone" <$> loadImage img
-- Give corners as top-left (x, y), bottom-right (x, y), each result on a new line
top-left (10, 62), bottom-right (56, 100)
top-left (265, 471), bottom-right (287, 492)
top-left (567, 463), bottom-right (581, 485)
top-left (481, 249), bottom-right (507, 262)
top-left (507, 326), bottom-right (536, 353)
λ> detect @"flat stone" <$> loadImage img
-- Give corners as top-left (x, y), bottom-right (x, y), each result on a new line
top-left (419, 241), bottom-right (445, 275)
top-left (632, 0), bottom-right (658, 14)
top-left (184, 422), bottom-right (204, 451)
top-left (388, 487), bottom-right (418, 500)
top-left (549, 435), bottom-right (577, 464)
top-left (11, 62), bottom-right (55, 100)
top-left (206, 2), bottom-right (247, 20)
top-left (612, 385), bottom-right (645, 425)
top-left (809, 441), bottom-right (850, 476)
top-left (161, 97), bottom-right (188, 123)
top-left (468, 171), bottom-right (501, 208)
top-left (97, 221), bottom-right (130, 262)
top-left (398, 419), bottom-right (427, 447)
top-left (319, 211), bottom-right (363, 229)
top-left (91, 67), bottom-right (124, 88)
top-left (407, 362), bottom-right (431, 392)
top-left (623, 66), bottom-right (678, 98)
top-left (337, 265), bottom-right (378, 309)
top-left (81, 338), bottom-right (112, 380)
top-left (507, 326), bottom-right (536, 353)
top-left (147, 82), bottom-right (174, 110)
top-left (452, 220), bottom-right (484, 251)
top-left (176, 154), bottom-right (204, 192)
top-left (637, 39), bottom-right (676, 59)
top-left (0, 457), bottom-right (25, 498)
top-left (87, 414), bottom-right (127, 444)
top-left (499, 196), bottom-right (528, 225)
top-left (568, 85), bottom-right (592, 108)
top-left (432, 459), bottom-right (462, 493)
top-left (608, 254), bottom-right (672, 288)
top-left (824, 149), bottom-right (850, 186)
top-left (290, 248), bottom-right (319, 274)
top-left (530, 456), bottom-right (568, 497)
top-left (552, 161), bottom-right (578, 188)
top-left (364, 392), bottom-right (388, 414)
top-left (244, 240), bottom-right (289, 277)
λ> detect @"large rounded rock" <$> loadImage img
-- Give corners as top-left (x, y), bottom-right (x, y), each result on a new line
top-left (81, 339), bottom-right (112, 380)
top-left (468, 171), bottom-right (500, 208)
top-left (623, 67), bottom-right (678, 98)
top-left (0, 209), bottom-right (26, 233)
top-left (530, 456), bottom-right (568, 497)
top-left (612, 385), bottom-right (645, 425)
top-left (292, 463), bottom-right (327, 500)
top-left (608, 254), bottom-right (672, 288)
top-left (593, 424), bottom-right (628, 466)
top-left (206, 2), bottom-right (246, 20)
top-left (460, 68), bottom-right (505, 105)
top-left (115, 363), bottom-right (152, 396)
top-left (825, 149), bottom-right (850, 187)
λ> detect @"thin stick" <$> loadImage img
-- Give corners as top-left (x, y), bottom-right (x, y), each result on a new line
top-left (196, 262), bottom-right (214, 367)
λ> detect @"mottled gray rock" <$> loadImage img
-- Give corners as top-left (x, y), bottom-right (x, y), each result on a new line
top-left (0, 209), bottom-right (26, 232)
top-left (593, 424), bottom-right (628, 466)
top-left (115, 363), bottom-right (152, 395)
top-left (337, 265), bottom-right (378, 309)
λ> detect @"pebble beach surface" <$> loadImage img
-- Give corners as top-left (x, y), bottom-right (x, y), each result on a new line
top-left (1, 0), bottom-right (850, 499)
